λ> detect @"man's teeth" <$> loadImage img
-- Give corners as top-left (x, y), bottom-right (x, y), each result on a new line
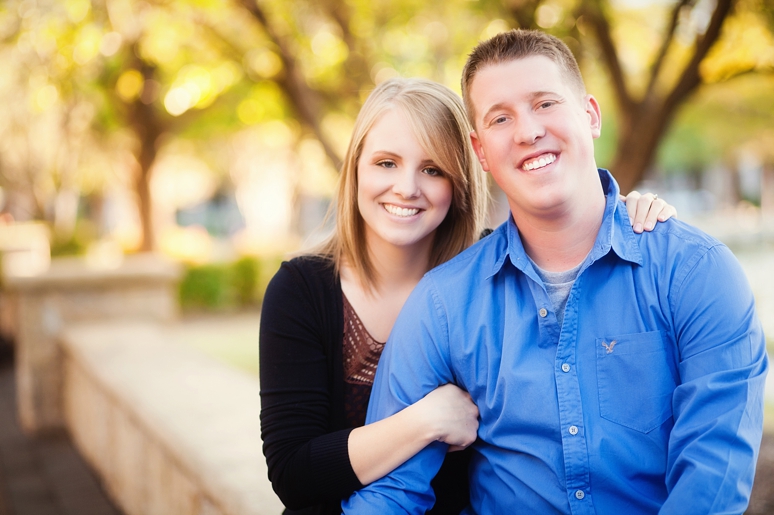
top-left (522, 153), bottom-right (556, 171)
top-left (384, 204), bottom-right (420, 217)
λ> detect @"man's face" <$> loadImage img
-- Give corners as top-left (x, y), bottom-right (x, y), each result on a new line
top-left (469, 55), bottom-right (602, 219)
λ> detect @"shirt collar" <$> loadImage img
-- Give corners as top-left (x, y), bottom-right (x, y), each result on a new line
top-left (489, 169), bottom-right (643, 279)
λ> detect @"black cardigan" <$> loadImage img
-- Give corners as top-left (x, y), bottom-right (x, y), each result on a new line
top-left (260, 255), bottom-right (470, 515)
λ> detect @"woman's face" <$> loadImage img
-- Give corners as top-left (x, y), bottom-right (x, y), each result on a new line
top-left (356, 108), bottom-right (453, 255)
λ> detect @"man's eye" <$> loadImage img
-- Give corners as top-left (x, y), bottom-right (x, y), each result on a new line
top-left (539, 101), bottom-right (555, 109)
top-left (494, 116), bottom-right (507, 124)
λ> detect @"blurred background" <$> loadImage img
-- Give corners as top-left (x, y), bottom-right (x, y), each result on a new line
top-left (0, 0), bottom-right (772, 300)
top-left (0, 0), bottom-right (773, 513)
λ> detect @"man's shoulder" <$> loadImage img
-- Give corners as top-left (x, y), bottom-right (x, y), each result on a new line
top-left (635, 217), bottom-right (729, 262)
top-left (634, 217), bottom-right (744, 284)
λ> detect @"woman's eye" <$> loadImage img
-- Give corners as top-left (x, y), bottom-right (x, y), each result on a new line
top-left (423, 167), bottom-right (443, 177)
top-left (377, 160), bottom-right (396, 168)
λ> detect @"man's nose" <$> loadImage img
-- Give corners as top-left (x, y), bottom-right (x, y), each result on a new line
top-left (514, 115), bottom-right (544, 145)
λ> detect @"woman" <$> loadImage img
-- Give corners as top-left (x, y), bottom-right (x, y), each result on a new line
top-left (259, 78), bottom-right (674, 515)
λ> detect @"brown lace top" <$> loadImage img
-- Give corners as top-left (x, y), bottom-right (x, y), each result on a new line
top-left (342, 293), bottom-right (386, 428)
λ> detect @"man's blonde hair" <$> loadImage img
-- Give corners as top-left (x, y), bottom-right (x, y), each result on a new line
top-left (461, 29), bottom-right (586, 128)
top-left (319, 78), bottom-right (488, 289)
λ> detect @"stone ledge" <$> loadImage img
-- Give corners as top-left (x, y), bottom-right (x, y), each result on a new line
top-left (59, 321), bottom-right (283, 515)
top-left (5, 253), bottom-right (180, 292)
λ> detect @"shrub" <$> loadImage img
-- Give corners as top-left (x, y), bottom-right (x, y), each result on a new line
top-left (178, 255), bottom-right (283, 312)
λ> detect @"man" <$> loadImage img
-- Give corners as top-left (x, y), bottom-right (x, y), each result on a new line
top-left (343, 30), bottom-right (767, 514)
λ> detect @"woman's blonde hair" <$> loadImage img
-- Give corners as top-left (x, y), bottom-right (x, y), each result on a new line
top-left (319, 77), bottom-right (488, 289)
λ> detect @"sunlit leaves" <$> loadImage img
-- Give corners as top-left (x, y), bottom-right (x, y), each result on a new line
top-left (100, 32), bottom-right (122, 56)
top-left (73, 24), bottom-right (102, 64)
top-left (64, 0), bottom-right (90, 23)
top-left (237, 81), bottom-right (285, 124)
top-left (33, 83), bottom-right (59, 111)
top-left (535, 1), bottom-right (564, 29)
top-left (659, 73), bottom-right (774, 172)
top-left (244, 48), bottom-right (283, 79)
top-left (701, 10), bottom-right (774, 82)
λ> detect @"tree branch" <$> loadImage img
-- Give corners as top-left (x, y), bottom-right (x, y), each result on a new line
top-left (645, 0), bottom-right (694, 96)
top-left (505, 0), bottom-right (543, 29)
top-left (581, 0), bottom-right (634, 113)
top-left (318, 0), bottom-right (372, 95)
top-left (237, 0), bottom-right (342, 169)
top-left (663, 0), bottom-right (735, 115)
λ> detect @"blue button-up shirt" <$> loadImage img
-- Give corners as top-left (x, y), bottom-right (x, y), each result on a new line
top-left (343, 170), bottom-right (767, 515)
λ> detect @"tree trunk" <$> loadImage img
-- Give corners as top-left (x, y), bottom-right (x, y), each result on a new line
top-left (608, 99), bottom-right (677, 192)
top-left (582, 0), bottom-right (736, 192)
top-left (128, 55), bottom-right (164, 252)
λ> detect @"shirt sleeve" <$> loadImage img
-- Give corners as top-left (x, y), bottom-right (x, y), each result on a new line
top-left (343, 276), bottom-right (458, 514)
top-left (259, 261), bottom-right (363, 509)
top-left (661, 244), bottom-right (768, 514)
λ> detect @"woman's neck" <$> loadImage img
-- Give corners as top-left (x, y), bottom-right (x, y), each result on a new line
top-left (365, 235), bottom-right (433, 293)
top-left (339, 235), bottom-right (434, 342)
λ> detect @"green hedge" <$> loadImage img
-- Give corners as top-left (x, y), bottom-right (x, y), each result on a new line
top-left (179, 255), bottom-right (283, 312)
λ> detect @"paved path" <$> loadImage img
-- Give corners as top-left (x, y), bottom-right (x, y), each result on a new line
top-left (0, 350), bottom-right (122, 515)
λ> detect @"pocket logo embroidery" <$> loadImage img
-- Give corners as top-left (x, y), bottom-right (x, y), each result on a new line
top-left (601, 340), bottom-right (617, 354)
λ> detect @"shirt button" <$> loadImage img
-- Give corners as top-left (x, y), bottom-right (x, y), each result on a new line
top-left (575, 490), bottom-right (585, 500)
top-left (561, 363), bottom-right (570, 373)
top-left (569, 425), bottom-right (579, 435)
top-left (539, 308), bottom-right (548, 318)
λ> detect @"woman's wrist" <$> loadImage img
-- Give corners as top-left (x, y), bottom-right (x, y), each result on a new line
top-left (403, 396), bottom-right (443, 444)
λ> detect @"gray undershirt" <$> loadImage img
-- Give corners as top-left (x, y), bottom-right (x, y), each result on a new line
top-left (530, 259), bottom-right (583, 328)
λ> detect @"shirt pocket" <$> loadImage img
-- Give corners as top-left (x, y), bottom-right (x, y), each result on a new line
top-left (595, 331), bottom-right (676, 434)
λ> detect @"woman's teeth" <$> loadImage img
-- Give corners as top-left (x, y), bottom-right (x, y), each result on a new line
top-left (384, 204), bottom-right (420, 217)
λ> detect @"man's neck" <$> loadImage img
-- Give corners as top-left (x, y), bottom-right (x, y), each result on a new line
top-left (512, 187), bottom-right (607, 273)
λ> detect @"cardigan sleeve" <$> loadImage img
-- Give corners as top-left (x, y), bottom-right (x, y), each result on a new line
top-left (259, 258), bottom-right (363, 509)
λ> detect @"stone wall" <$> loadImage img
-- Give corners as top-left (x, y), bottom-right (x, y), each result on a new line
top-left (5, 253), bottom-right (284, 515)
top-left (5, 254), bottom-right (179, 434)
top-left (60, 322), bottom-right (282, 515)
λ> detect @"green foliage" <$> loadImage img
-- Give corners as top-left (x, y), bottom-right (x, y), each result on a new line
top-left (178, 255), bottom-right (283, 312)
top-left (232, 256), bottom-right (259, 306)
top-left (657, 74), bottom-right (774, 174)
top-left (179, 263), bottom-right (235, 311)
top-left (49, 220), bottom-right (97, 257)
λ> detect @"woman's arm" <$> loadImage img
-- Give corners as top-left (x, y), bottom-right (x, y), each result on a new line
top-left (348, 383), bottom-right (479, 485)
top-left (621, 191), bottom-right (677, 233)
top-left (260, 259), bottom-right (479, 508)
top-left (260, 260), bottom-right (362, 509)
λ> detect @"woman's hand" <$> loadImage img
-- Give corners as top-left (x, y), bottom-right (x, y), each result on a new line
top-left (348, 383), bottom-right (479, 484)
top-left (620, 191), bottom-right (677, 233)
top-left (418, 383), bottom-right (479, 451)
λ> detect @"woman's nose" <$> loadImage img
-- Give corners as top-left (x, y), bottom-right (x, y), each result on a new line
top-left (392, 170), bottom-right (420, 198)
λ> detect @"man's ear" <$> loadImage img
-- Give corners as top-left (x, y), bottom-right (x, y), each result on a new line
top-left (470, 131), bottom-right (490, 172)
top-left (585, 95), bottom-right (602, 139)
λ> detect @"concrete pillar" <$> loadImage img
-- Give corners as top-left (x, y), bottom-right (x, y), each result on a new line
top-left (4, 253), bottom-right (180, 435)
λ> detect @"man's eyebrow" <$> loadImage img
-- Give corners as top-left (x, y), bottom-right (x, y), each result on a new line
top-left (481, 102), bottom-right (510, 123)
